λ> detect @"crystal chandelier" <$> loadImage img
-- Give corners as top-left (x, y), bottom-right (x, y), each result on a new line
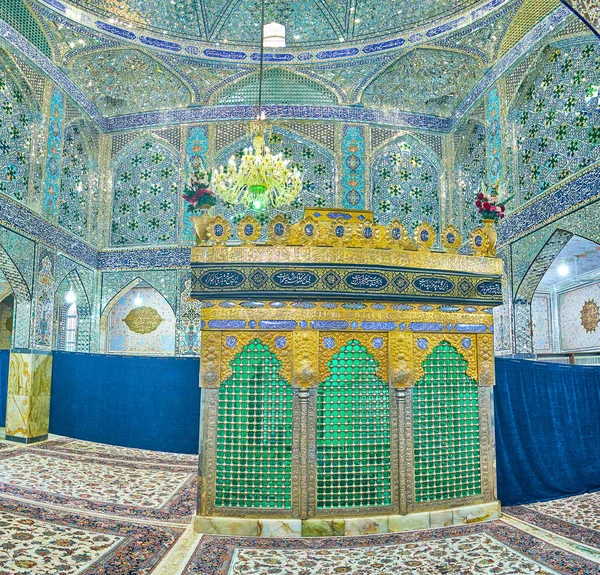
top-left (211, 0), bottom-right (303, 210)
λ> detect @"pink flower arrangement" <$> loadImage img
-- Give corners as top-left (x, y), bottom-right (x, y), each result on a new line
top-left (182, 170), bottom-right (216, 213)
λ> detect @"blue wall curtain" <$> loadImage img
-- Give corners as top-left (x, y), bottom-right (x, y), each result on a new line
top-left (495, 357), bottom-right (600, 505)
top-left (50, 352), bottom-right (200, 454)
top-left (0, 349), bottom-right (9, 427)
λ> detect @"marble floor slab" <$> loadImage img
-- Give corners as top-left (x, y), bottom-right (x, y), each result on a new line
top-left (0, 447), bottom-right (196, 522)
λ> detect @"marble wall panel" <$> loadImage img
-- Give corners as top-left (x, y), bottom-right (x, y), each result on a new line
top-left (558, 282), bottom-right (600, 352)
top-left (532, 292), bottom-right (553, 353)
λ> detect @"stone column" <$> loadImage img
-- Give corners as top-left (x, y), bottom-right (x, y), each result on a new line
top-left (5, 350), bottom-right (52, 443)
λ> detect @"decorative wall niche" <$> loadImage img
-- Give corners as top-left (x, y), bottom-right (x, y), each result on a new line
top-left (105, 281), bottom-right (176, 356)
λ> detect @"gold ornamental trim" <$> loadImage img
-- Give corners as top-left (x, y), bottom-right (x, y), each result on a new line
top-left (413, 334), bottom-right (478, 382)
top-left (192, 245), bottom-right (502, 276)
top-left (199, 300), bottom-right (494, 330)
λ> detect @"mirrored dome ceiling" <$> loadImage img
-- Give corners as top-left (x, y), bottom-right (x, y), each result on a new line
top-left (64, 0), bottom-right (481, 47)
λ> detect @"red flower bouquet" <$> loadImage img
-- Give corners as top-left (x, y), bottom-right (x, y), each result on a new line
top-left (182, 170), bottom-right (217, 213)
top-left (475, 183), bottom-right (512, 223)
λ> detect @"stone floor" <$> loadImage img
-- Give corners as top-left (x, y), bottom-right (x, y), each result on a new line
top-left (0, 434), bottom-right (599, 574)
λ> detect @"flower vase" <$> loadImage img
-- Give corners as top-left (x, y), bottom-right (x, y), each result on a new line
top-left (191, 212), bottom-right (212, 245)
top-left (481, 218), bottom-right (497, 255)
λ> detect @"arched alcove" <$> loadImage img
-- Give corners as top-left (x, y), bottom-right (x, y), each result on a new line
top-left (528, 235), bottom-right (600, 356)
top-left (361, 48), bottom-right (482, 116)
top-left (454, 119), bottom-right (488, 235)
top-left (110, 137), bottom-right (182, 247)
top-left (0, 279), bottom-right (14, 350)
top-left (54, 269), bottom-right (92, 353)
top-left (0, 53), bottom-right (40, 205)
top-left (370, 134), bottom-right (441, 230)
top-left (0, 240), bottom-right (31, 350)
top-left (68, 48), bottom-right (192, 116)
top-left (100, 278), bottom-right (176, 356)
top-left (210, 67), bottom-right (341, 106)
top-left (56, 120), bottom-right (99, 241)
top-left (512, 229), bottom-right (573, 354)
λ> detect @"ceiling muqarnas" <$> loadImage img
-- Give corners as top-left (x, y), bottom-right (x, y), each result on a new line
top-left (47, 0), bottom-right (483, 47)
top-left (0, 0), bottom-right (584, 129)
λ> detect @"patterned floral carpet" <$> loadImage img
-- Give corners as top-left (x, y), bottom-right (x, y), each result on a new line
top-left (0, 438), bottom-right (197, 522)
top-left (184, 521), bottom-right (600, 575)
top-left (0, 436), bottom-right (599, 575)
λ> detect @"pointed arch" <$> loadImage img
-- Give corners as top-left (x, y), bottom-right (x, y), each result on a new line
top-left (371, 133), bottom-right (441, 230)
top-left (111, 133), bottom-right (181, 170)
top-left (215, 338), bottom-right (293, 509)
top-left (360, 47), bottom-right (483, 116)
top-left (111, 135), bottom-right (182, 247)
top-left (512, 229), bottom-right (574, 353)
top-left (413, 340), bottom-right (481, 503)
top-left (68, 47), bottom-right (192, 116)
top-left (54, 269), bottom-right (91, 352)
top-left (0, 292), bottom-right (14, 349)
top-left (0, 52), bottom-right (41, 205)
top-left (316, 337), bottom-right (391, 509)
top-left (0, 243), bottom-right (30, 303)
top-left (0, 241), bottom-right (31, 349)
top-left (515, 229), bottom-right (575, 303)
top-left (57, 119), bottom-right (99, 240)
top-left (209, 66), bottom-right (341, 106)
top-left (453, 118), bottom-right (488, 235)
top-left (372, 133), bottom-right (442, 173)
top-left (507, 44), bottom-right (556, 118)
top-left (100, 278), bottom-right (176, 355)
top-left (0, 47), bottom-right (42, 114)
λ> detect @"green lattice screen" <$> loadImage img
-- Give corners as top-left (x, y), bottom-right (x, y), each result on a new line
top-left (413, 341), bottom-right (481, 503)
top-left (215, 339), bottom-right (293, 509)
top-left (317, 339), bottom-right (391, 509)
top-left (213, 67), bottom-right (339, 106)
top-left (0, 0), bottom-right (52, 58)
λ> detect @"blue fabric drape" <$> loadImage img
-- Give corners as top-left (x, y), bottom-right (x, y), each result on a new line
top-left (494, 357), bottom-right (600, 505)
top-left (0, 349), bottom-right (9, 427)
top-left (50, 351), bottom-right (200, 454)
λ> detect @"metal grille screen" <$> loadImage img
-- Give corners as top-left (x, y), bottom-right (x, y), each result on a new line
top-left (413, 341), bottom-right (481, 503)
top-left (317, 339), bottom-right (391, 509)
top-left (215, 339), bottom-right (293, 509)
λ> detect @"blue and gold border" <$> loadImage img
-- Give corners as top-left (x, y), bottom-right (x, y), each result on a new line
top-left (191, 262), bottom-right (502, 305)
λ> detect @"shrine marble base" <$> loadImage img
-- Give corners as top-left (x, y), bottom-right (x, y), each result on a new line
top-left (194, 501), bottom-right (501, 537)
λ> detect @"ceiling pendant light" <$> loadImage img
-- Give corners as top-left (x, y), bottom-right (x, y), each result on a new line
top-left (211, 0), bottom-right (302, 211)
